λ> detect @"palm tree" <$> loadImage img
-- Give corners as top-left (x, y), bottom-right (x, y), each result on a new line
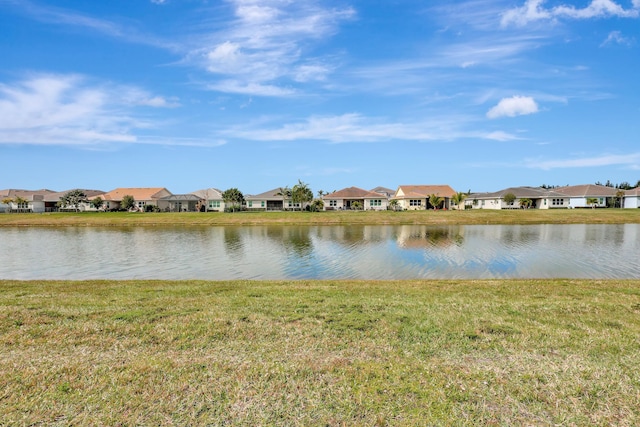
top-left (2, 197), bottom-right (13, 213)
top-left (276, 186), bottom-right (291, 211)
top-left (615, 189), bottom-right (625, 208)
top-left (388, 199), bottom-right (399, 211)
top-left (14, 196), bottom-right (28, 213)
top-left (428, 194), bottom-right (443, 210)
top-left (451, 192), bottom-right (467, 211)
top-left (519, 198), bottom-right (533, 209)
top-left (586, 197), bottom-right (599, 209)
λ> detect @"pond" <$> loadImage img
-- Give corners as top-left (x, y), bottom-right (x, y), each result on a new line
top-left (1, 224), bottom-right (639, 280)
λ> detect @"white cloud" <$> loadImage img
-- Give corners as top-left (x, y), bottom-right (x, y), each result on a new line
top-left (151, 0), bottom-right (167, 4)
top-left (196, 0), bottom-right (355, 96)
top-left (502, 0), bottom-right (640, 26)
top-left (487, 96), bottom-right (539, 119)
top-left (528, 153), bottom-right (640, 169)
top-left (601, 30), bottom-right (634, 46)
top-left (484, 131), bottom-right (522, 141)
top-left (0, 74), bottom-right (180, 146)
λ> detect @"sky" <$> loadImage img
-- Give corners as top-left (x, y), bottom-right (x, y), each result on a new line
top-left (1, 0), bottom-right (639, 195)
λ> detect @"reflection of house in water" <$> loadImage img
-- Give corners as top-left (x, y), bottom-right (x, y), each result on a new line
top-left (395, 225), bottom-right (464, 248)
top-left (315, 225), bottom-right (396, 245)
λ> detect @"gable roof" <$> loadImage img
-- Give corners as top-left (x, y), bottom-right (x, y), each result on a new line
top-left (323, 186), bottom-right (382, 199)
top-left (554, 184), bottom-right (621, 197)
top-left (159, 194), bottom-right (203, 202)
top-left (394, 185), bottom-right (457, 199)
top-left (624, 187), bottom-right (640, 196)
top-left (43, 189), bottom-right (105, 202)
top-left (101, 187), bottom-right (171, 201)
top-left (471, 186), bottom-right (565, 199)
top-left (370, 186), bottom-right (395, 197)
top-left (191, 188), bottom-right (223, 200)
top-left (245, 188), bottom-right (290, 201)
top-left (0, 189), bottom-right (57, 201)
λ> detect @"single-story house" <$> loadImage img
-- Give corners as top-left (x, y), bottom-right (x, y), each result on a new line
top-left (245, 188), bottom-right (303, 211)
top-left (624, 187), bottom-right (640, 208)
top-left (466, 187), bottom-right (569, 210)
top-left (553, 184), bottom-right (623, 208)
top-left (370, 186), bottom-right (396, 199)
top-left (191, 188), bottom-right (226, 212)
top-left (100, 187), bottom-right (172, 211)
top-left (393, 185), bottom-right (457, 210)
top-left (0, 189), bottom-right (57, 213)
top-left (45, 189), bottom-right (106, 212)
top-left (322, 187), bottom-right (389, 210)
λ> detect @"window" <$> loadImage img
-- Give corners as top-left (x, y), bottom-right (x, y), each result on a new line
top-left (137, 201), bottom-right (146, 207)
top-left (209, 200), bottom-right (221, 208)
top-left (248, 201), bottom-right (253, 207)
top-left (261, 201), bottom-right (265, 208)
top-left (409, 199), bottom-right (421, 207)
top-left (552, 198), bottom-right (564, 206)
top-left (329, 200), bottom-right (337, 207)
top-left (369, 199), bottom-right (381, 207)
top-left (18, 202), bottom-right (29, 209)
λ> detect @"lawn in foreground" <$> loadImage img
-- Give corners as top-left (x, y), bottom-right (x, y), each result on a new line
top-left (1, 279), bottom-right (640, 425)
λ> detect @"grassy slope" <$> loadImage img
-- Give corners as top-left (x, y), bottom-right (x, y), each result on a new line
top-left (1, 209), bottom-right (640, 226)
top-left (2, 279), bottom-right (640, 425)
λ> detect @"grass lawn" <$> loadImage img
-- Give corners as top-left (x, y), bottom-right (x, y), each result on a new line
top-left (1, 208), bottom-right (640, 227)
top-left (2, 279), bottom-right (640, 425)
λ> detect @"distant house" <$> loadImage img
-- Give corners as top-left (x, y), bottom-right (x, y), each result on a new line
top-left (624, 187), bottom-right (640, 208)
top-left (191, 188), bottom-right (226, 212)
top-left (466, 187), bottom-right (568, 210)
top-left (393, 185), bottom-right (456, 210)
top-left (554, 184), bottom-right (621, 208)
top-left (245, 188), bottom-right (301, 211)
top-left (370, 186), bottom-right (395, 199)
top-left (0, 189), bottom-right (57, 213)
top-left (45, 189), bottom-right (105, 212)
top-left (100, 187), bottom-right (172, 211)
top-left (322, 187), bottom-right (389, 210)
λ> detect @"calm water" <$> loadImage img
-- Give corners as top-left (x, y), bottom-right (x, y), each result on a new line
top-left (1, 224), bottom-right (639, 280)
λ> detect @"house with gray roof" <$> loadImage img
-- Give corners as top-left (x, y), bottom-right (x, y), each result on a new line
top-left (191, 188), bottom-right (225, 212)
top-left (624, 187), bottom-right (640, 208)
top-left (322, 187), bottom-right (389, 210)
top-left (554, 184), bottom-right (622, 208)
top-left (466, 186), bottom-right (569, 209)
top-left (0, 189), bottom-right (57, 213)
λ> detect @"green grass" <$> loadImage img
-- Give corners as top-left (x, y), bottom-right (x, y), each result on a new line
top-left (2, 279), bottom-right (640, 425)
top-left (1, 208), bottom-right (640, 227)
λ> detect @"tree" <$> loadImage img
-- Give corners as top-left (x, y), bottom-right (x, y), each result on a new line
top-left (389, 199), bottom-right (399, 211)
top-left (428, 193), bottom-right (443, 210)
top-left (91, 197), bottom-right (104, 211)
top-left (59, 189), bottom-right (88, 212)
top-left (615, 189), bottom-right (625, 208)
top-left (2, 197), bottom-right (13, 212)
top-left (503, 193), bottom-right (516, 206)
top-left (276, 186), bottom-right (291, 211)
top-left (519, 198), bottom-right (533, 209)
top-left (309, 198), bottom-right (324, 212)
top-left (291, 179), bottom-right (313, 211)
top-left (14, 196), bottom-right (28, 213)
top-left (121, 195), bottom-right (136, 211)
top-left (586, 197), bottom-right (598, 209)
top-left (351, 200), bottom-right (363, 210)
top-left (222, 188), bottom-right (244, 212)
top-left (451, 192), bottom-right (467, 211)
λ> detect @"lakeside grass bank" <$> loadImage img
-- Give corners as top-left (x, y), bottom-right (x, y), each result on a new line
top-left (2, 208), bottom-right (640, 226)
top-left (2, 279), bottom-right (640, 425)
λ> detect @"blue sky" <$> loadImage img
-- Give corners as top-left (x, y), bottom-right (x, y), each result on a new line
top-left (1, 0), bottom-right (639, 195)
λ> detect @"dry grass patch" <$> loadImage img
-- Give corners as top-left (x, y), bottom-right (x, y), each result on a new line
top-left (1, 279), bottom-right (640, 425)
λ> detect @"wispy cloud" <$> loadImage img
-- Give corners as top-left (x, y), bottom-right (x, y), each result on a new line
top-left (502, 0), bottom-right (640, 27)
top-left (191, 0), bottom-right (355, 96)
top-left (487, 96), bottom-right (539, 119)
top-left (601, 30), bottom-right (634, 46)
top-left (0, 74), bottom-right (186, 146)
top-left (528, 153), bottom-right (640, 169)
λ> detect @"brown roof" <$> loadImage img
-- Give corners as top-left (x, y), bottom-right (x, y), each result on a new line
top-left (101, 187), bottom-right (172, 201)
top-left (323, 186), bottom-right (383, 199)
top-left (395, 185), bottom-right (457, 199)
top-left (245, 188), bottom-right (290, 201)
top-left (43, 189), bottom-right (105, 202)
top-left (0, 189), bottom-right (57, 201)
top-left (554, 184), bottom-right (620, 197)
top-left (625, 188), bottom-right (640, 196)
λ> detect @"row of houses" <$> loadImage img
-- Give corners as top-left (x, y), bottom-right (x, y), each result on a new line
top-left (2, 184), bottom-right (640, 213)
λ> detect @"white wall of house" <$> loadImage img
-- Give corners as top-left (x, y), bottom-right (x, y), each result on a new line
top-left (206, 199), bottom-right (225, 211)
top-left (323, 199), bottom-right (344, 210)
top-left (624, 197), bottom-right (639, 208)
top-left (365, 198), bottom-right (388, 210)
top-left (568, 197), bottom-right (606, 208)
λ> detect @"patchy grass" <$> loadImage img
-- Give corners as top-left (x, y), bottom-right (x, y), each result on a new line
top-left (1, 209), bottom-right (640, 227)
top-left (2, 279), bottom-right (640, 425)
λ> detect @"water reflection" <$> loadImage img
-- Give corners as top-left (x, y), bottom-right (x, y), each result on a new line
top-left (0, 224), bottom-right (639, 280)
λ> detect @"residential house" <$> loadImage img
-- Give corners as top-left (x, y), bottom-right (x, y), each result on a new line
top-left (393, 185), bottom-right (457, 210)
top-left (0, 189), bottom-right (57, 213)
top-left (45, 189), bottom-right (106, 212)
top-left (245, 188), bottom-right (300, 211)
top-left (370, 186), bottom-right (396, 199)
top-left (100, 187), bottom-right (172, 211)
top-left (466, 186), bottom-right (569, 210)
top-left (191, 188), bottom-right (226, 212)
top-left (624, 187), bottom-right (640, 208)
top-left (554, 184), bottom-right (622, 208)
top-left (322, 187), bottom-right (389, 210)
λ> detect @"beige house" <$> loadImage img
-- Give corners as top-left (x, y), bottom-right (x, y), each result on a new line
top-left (0, 189), bottom-right (56, 213)
top-left (554, 184), bottom-right (622, 208)
top-left (100, 187), bottom-right (172, 211)
top-left (191, 188), bottom-right (226, 212)
top-left (466, 187), bottom-right (569, 210)
top-left (245, 188), bottom-right (297, 211)
top-left (393, 185), bottom-right (456, 210)
top-left (45, 189), bottom-right (106, 212)
top-left (322, 187), bottom-right (389, 210)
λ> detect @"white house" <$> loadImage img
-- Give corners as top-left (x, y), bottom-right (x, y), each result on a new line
top-left (393, 185), bottom-right (456, 210)
top-left (466, 187), bottom-right (569, 210)
top-left (624, 188), bottom-right (640, 208)
top-left (191, 188), bottom-right (226, 212)
top-left (322, 187), bottom-right (389, 210)
top-left (553, 184), bottom-right (621, 208)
